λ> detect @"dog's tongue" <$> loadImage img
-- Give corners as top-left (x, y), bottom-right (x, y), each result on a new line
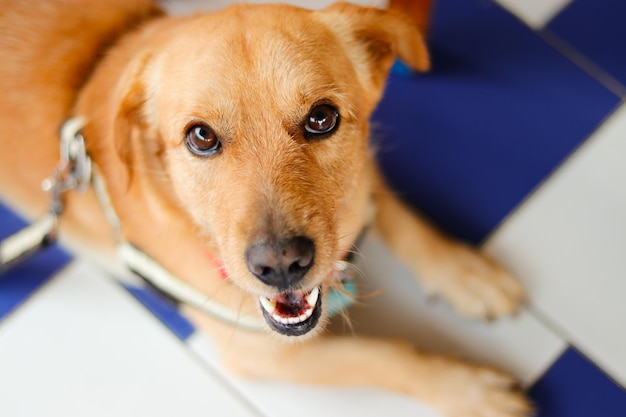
top-left (274, 292), bottom-right (308, 316)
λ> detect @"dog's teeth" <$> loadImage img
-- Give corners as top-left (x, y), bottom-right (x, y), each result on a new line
top-left (260, 296), bottom-right (276, 313)
top-left (270, 307), bottom-right (314, 325)
top-left (273, 314), bottom-right (291, 325)
top-left (305, 287), bottom-right (319, 306)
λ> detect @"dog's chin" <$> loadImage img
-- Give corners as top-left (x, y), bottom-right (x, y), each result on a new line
top-left (259, 286), bottom-right (323, 337)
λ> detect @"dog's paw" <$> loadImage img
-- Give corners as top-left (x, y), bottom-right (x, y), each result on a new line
top-left (419, 241), bottom-right (525, 319)
top-left (426, 359), bottom-right (534, 417)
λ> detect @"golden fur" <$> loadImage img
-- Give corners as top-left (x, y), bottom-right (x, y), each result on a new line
top-left (0, 1), bottom-right (530, 415)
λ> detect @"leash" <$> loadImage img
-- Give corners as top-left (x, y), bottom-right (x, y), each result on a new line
top-left (0, 118), bottom-right (90, 272)
top-left (0, 117), bottom-right (359, 330)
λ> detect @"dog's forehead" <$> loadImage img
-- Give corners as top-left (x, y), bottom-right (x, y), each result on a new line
top-left (152, 6), bottom-right (358, 117)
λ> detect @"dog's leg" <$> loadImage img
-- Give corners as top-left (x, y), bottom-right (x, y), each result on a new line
top-left (192, 317), bottom-right (531, 417)
top-left (371, 168), bottom-right (525, 319)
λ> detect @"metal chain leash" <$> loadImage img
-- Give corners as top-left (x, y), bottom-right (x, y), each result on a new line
top-left (0, 118), bottom-right (90, 272)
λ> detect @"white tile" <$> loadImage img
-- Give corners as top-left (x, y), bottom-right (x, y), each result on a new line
top-left (485, 102), bottom-right (626, 387)
top-left (492, 0), bottom-right (573, 29)
top-left (0, 260), bottom-right (260, 417)
top-left (160, 0), bottom-right (388, 15)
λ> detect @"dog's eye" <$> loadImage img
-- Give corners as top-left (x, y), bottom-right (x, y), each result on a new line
top-left (184, 124), bottom-right (221, 156)
top-left (304, 104), bottom-right (340, 138)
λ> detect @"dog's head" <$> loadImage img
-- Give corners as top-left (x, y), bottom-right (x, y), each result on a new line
top-left (82, 3), bottom-right (428, 337)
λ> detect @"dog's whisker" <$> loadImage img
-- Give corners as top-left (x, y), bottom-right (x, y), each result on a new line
top-left (330, 257), bottom-right (381, 305)
top-left (344, 260), bottom-right (367, 282)
top-left (187, 269), bottom-right (236, 319)
top-left (204, 274), bottom-right (233, 300)
top-left (345, 247), bottom-right (367, 262)
top-left (336, 230), bottom-right (367, 251)
top-left (228, 294), bottom-right (251, 341)
top-left (338, 308), bottom-right (356, 336)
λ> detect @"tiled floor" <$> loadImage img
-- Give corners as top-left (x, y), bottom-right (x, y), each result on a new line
top-left (1, 0), bottom-right (625, 416)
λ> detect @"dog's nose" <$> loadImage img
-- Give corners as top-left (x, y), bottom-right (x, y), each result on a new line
top-left (246, 236), bottom-right (315, 290)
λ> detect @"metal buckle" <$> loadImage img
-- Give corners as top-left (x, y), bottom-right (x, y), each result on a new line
top-left (41, 117), bottom-right (91, 214)
top-left (1, 117), bottom-right (91, 272)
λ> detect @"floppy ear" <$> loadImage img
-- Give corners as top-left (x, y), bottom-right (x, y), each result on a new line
top-left (112, 53), bottom-right (152, 177)
top-left (317, 2), bottom-right (429, 97)
top-left (114, 78), bottom-right (145, 171)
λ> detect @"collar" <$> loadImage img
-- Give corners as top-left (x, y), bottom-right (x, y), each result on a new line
top-left (57, 117), bottom-right (360, 331)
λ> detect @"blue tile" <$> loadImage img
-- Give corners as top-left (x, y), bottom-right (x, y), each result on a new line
top-left (0, 203), bottom-right (71, 320)
top-left (123, 284), bottom-right (196, 341)
top-left (530, 348), bottom-right (626, 417)
top-left (0, 202), bottom-right (31, 237)
top-left (373, 0), bottom-right (620, 244)
top-left (548, 0), bottom-right (626, 89)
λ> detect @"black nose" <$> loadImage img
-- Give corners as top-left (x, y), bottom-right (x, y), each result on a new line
top-left (246, 236), bottom-right (315, 291)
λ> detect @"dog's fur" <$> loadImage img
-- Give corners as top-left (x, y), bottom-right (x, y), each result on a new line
top-left (0, 1), bottom-right (531, 415)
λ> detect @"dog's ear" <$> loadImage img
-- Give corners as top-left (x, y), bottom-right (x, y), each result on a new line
top-left (112, 53), bottom-right (152, 174)
top-left (317, 2), bottom-right (429, 98)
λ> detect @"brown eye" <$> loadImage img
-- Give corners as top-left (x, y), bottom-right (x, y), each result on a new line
top-left (304, 104), bottom-right (340, 138)
top-left (184, 123), bottom-right (221, 156)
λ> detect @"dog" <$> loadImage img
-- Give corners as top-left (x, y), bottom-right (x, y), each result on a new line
top-left (0, 1), bottom-right (531, 415)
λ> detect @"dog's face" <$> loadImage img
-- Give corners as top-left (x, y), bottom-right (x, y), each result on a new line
top-left (103, 3), bottom-right (428, 337)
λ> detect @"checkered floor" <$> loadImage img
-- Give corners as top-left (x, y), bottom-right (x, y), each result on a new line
top-left (1, 0), bottom-right (625, 416)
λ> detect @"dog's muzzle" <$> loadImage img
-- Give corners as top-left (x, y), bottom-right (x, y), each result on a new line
top-left (256, 260), bottom-right (357, 336)
top-left (246, 236), bottom-right (322, 336)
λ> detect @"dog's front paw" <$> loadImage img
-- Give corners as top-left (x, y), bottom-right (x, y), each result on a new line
top-left (425, 359), bottom-right (534, 417)
top-left (418, 242), bottom-right (525, 319)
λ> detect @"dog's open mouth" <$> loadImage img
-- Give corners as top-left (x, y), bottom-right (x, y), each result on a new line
top-left (259, 287), bottom-right (322, 336)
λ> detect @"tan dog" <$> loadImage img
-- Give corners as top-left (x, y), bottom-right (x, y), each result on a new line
top-left (0, 1), bottom-right (530, 415)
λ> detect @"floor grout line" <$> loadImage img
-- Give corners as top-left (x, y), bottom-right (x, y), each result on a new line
top-left (184, 332), bottom-right (272, 417)
top-left (537, 29), bottom-right (626, 99)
